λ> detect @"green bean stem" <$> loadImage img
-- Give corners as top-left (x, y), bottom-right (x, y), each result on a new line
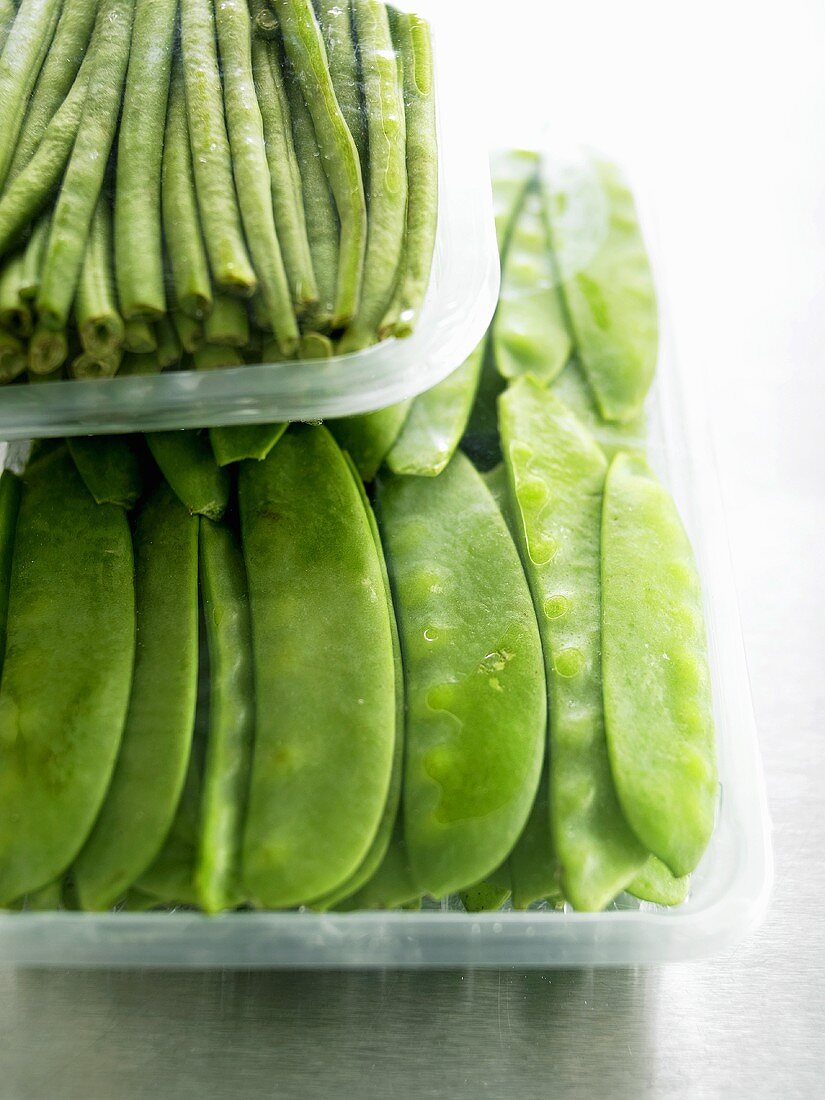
top-left (37, 0), bottom-right (135, 331)
top-left (273, 0), bottom-right (366, 328)
top-left (0, 0), bottom-right (17, 55)
top-left (76, 193), bottom-right (125, 363)
top-left (339, 0), bottom-right (407, 350)
top-left (214, 0), bottom-right (298, 353)
top-left (19, 215), bottom-right (51, 302)
top-left (123, 319), bottom-right (157, 354)
top-left (155, 315), bottom-right (182, 368)
top-left (193, 344), bottom-right (243, 372)
top-left (250, 0), bottom-right (277, 38)
top-left (0, 255), bottom-right (33, 338)
top-left (380, 9), bottom-right (437, 338)
top-left (180, 0), bottom-right (256, 296)
top-left (162, 61), bottom-right (213, 321)
top-left (115, 0), bottom-right (177, 320)
top-left (0, 328), bottom-right (27, 383)
top-left (252, 33), bottom-right (317, 311)
top-left (172, 310), bottom-right (203, 354)
top-left (70, 349), bottom-right (124, 379)
top-left (28, 321), bottom-right (68, 375)
top-left (315, 0), bottom-right (368, 174)
top-left (204, 292), bottom-right (250, 349)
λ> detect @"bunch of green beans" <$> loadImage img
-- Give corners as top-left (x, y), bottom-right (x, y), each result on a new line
top-left (0, 0), bottom-right (438, 386)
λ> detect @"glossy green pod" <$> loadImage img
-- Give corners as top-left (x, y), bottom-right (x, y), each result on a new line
top-left (543, 154), bottom-right (658, 423)
top-left (460, 879), bottom-right (510, 913)
top-left (602, 452), bottom-right (717, 877)
top-left (330, 401), bottom-right (412, 482)
top-left (338, 817), bottom-right (420, 911)
top-left (490, 148), bottom-right (539, 252)
top-left (628, 856), bottom-right (690, 907)
top-left (74, 485), bottom-right (199, 911)
top-left (0, 468), bottom-right (22, 678)
top-left (550, 358), bottom-right (647, 459)
top-left (493, 187), bottom-right (571, 384)
top-left (209, 424), bottom-right (287, 467)
top-left (67, 435), bottom-right (144, 509)
top-left (146, 430), bottom-right (231, 520)
top-left (378, 451), bottom-right (546, 898)
top-left (508, 775), bottom-right (563, 910)
top-left (239, 426), bottom-right (396, 907)
top-left (0, 446), bottom-right (135, 904)
top-left (500, 378), bottom-right (647, 910)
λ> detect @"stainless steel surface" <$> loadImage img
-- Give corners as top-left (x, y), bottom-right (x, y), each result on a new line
top-left (1, 1), bottom-right (823, 1095)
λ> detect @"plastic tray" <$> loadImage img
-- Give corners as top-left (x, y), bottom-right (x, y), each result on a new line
top-left (0, 27), bottom-right (499, 442)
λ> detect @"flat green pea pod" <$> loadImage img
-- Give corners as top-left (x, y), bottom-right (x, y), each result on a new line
top-left (550, 358), bottom-right (647, 460)
top-left (311, 454), bottom-right (404, 911)
top-left (146, 430), bottom-right (231, 520)
top-left (500, 378), bottom-right (647, 910)
top-left (490, 149), bottom-right (539, 252)
top-left (239, 426), bottom-right (396, 908)
top-left (66, 436), bottom-right (144, 509)
top-left (602, 453), bottom-right (718, 877)
top-left (338, 818), bottom-right (420, 911)
top-left (0, 445), bottom-right (135, 905)
top-left (508, 776), bottom-right (565, 910)
top-left (493, 187), bottom-right (571, 384)
top-left (0, 469), bottom-right (22, 679)
top-left (194, 521), bottom-right (255, 914)
top-left (74, 485), bottom-right (199, 910)
top-left (26, 878), bottom-right (64, 912)
top-left (460, 879), bottom-right (510, 913)
top-left (378, 451), bottom-right (546, 898)
top-left (543, 154), bottom-right (658, 423)
top-left (330, 401), bottom-right (412, 482)
top-left (386, 341), bottom-right (484, 477)
top-left (629, 856), bottom-right (690, 907)
top-left (209, 424), bottom-right (287, 468)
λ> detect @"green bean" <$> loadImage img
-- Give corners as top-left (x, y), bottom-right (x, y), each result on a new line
top-left (273, 0), bottom-right (366, 328)
top-left (193, 344), bottom-right (244, 372)
top-left (215, 0), bottom-right (298, 352)
top-left (339, 0), bottom-right (406, 351)
top-left (0, 0), bottom-right (63, 189)
top-left (0, 445), bottom-right (135, 904)
top-left (172, 310), bottom-right (203, 354)
top-left (0, 254), bottom-right (32, 337)
top-left (118, 350), bottom-right (162, 376)
top-left (380, 9), bottom-right (437, 338)
top-left (0, 46), bottom-right (94, 256)
top-left (601, 452), bottom-right (717, 877)
top-left (628, 856), bottom-right (690, 907)
top-left (204, 293), bottom-right (250, 349)
top-left (37, 0), bottom-right (135, 331)
top-left (386, 340), bottom-right (484, 477)
top-left (162, 61), bottom-right (213, 321)
top-left (499, 378), bottom-right (646, 910)
top-left (114, 0), bottom-right (177, 320)
top-left (460, 879), bottom-right (510, 913)
top-left (312, 452), bottom-right (405, 910)
top-left (239, 425), bottom-right (396, 907)
top-left (0, 470), bottom-right (22, 681)
top-left (70, 349), bottom-right (123, 379)
top-left (26, 365), bottom-right (66, 383)
top-left (283, 49), bottom-right (339, 330)
top-left (19, 215), bottom-right (50, 302)
top-left (66, 435), bottom-right (144, 509)
top-left (329, 400), bottom-right (412, 482)
top-left (315, 0), bottom-right (367, 172)
top-left (0, 0), bottom-right (16, 55)
top-left (8, 0), bottom-right (99, 178)
top-left (299, 331), bottom-right (334, 358)
top-left (123, 319), bottom-right (156, 354)
top-left (338, 817), bottom-right (419, 911)
top-left (74, 484), bottom-right (198, 910)
top-left (490, 148), bottom-right (539, 253)
top-left (250, 0), bottom-right (278, 38)
top-left (377, 451), bottom-right (546, 898)
top-left (194, 520), bottom-right (255, 913)
top-left (543, 155), bottom-right (658, 423)
top-left (0, 327), bottom-right (27, 383)
top-left (209, 424), bottom-right (286, 467)
top-left (180, 0), bottom-right (256, 297)
top-left (252, 33), bottom-right (317, 311)
top-left (508, 775), bottom-right (564, 910)
top-left (28, 321), bottom-right (67, 375)
top-left (146, 430), bottom-right (230, 521)
top-left (493, 187), bottom-right (571, 384)
top-left (155, 315), bottom-right (182, 369)
top-left (550, 358), bottom-right (647, 459)
top-left (76, 193), bottom-right (125, 362)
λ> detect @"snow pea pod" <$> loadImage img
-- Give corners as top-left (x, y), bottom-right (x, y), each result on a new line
top-left (330, 401), bottom-right (412, 482)
top-left (500, 378), bottom-right (647, 910)
top-left (0, 445), bottom-right (135, 904)
top-left (602, 453), bottom-right (718, 877)
top-left (378, 451), bottom-right (546, 898)
top-left (146, 430), bottom-right (230, 521)
top-left (629, 856), bottom-right (689, 907)
top-left (493, 187), bottom-right (571, 384)
top-left (239, 425), bottom-right (396, 908)
top-left (386, 340), bottom-right (484, 477)
top-left (550, 358), bottom-right (647, 459)
top-left (543, 154), bottom-right (658, 423)
top-left (74, 484), bottom-right (199, 910)
top-left (26, 878), bottom-right (64, 911)
top-left (209, 424), bottom-right (287, 468)
top-left (490, 148), bottom-right (539, 252)
top-left (0, 470), bottom-right (22, 680)
top-left (66, 436), bottom-right (144, 509)
top-left (508, 775), bottom-right (564, 910)
top-left (194, 520), bottom-right (255, 913)
top-left (461, 879), bottom-right (510, 913)
top-left (338, 816), bottom-right (419, 911)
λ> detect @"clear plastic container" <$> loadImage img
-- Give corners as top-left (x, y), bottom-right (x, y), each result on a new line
top-left (0, 28), bottom-right (499, 442)
top-left (0, 262), bottom-right (772, 966)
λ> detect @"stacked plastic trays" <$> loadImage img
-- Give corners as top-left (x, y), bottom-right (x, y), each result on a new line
top-left (0, 0), bottom-right (769, 967)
